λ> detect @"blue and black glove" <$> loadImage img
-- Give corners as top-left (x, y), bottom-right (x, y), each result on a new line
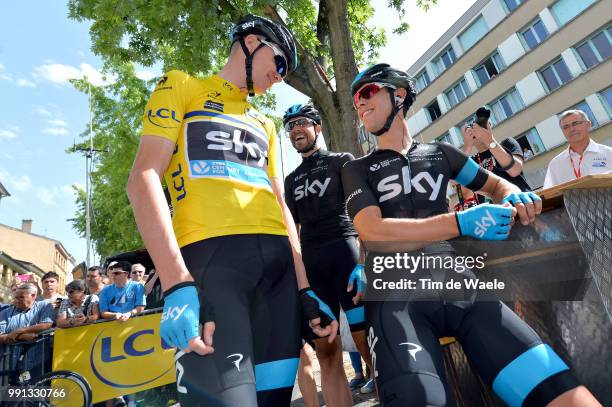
top-left (501, 191), bottom-right (541, 206)
top-left (299, 288), bottom-right (336, 328)
top-left (160, 282), bottom-right (212, 350)
top-left (455, 203), bottom-right (513, 240)
top-left (347, 264), bottom-right (365, 296)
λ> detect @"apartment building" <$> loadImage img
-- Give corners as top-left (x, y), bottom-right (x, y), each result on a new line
top-left (403, 0), bottom-right (611, 188)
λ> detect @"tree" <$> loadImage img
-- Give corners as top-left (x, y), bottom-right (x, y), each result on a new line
top-left (68, 0), bottom-right (436, 155)
top-left (68, 64), bottom-right (150, 258)
top-left (67, 0), bottom-right (438, 257)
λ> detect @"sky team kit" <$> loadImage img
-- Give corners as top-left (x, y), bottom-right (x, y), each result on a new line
top-left (126, 13), bottom-right (607, 407)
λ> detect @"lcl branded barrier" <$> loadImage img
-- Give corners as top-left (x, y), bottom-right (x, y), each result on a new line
top-left (52, 309), bottom-right (175, 404)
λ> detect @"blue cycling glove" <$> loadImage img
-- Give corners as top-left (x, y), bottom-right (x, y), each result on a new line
top-left (502, 191), bottom-right (541, 206)
top-left (347, 264), bottom-right (365, 295)
top-left (455, 203), bottom-right (513, 240)
top-left (160, 282), bottom-right (202, 350)
top-left (299, 288), bottom-right (336, 328)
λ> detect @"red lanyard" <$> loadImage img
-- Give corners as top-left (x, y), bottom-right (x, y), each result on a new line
top-left (476, 153), bottom-right (493, 172)
top-left (568, 147), bottom-right (584, 178)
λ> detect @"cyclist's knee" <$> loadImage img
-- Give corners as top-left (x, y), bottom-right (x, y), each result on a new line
top-left (378, 373), bottom-right (449, 407)
top-left (314, 337), bottom-right (342, 363)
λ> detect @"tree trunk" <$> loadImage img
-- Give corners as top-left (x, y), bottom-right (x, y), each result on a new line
top-left (267, 2), bottom-right (364, 157)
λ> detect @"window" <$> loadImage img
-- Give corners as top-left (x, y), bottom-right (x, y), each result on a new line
top-left (503, 0), bottom-right (523, 13)
top-left (575, 27), bottom-right (612, 70)
top-left (598, 86), bottom-right (612, 118)
top-left (490, 88), bottom-right (524, 124)
top-left (516, 128), bottom-right (545, 158)
top-left (426, 100), bottom-right (442, 123)
top-left (436, 132), bottom-right (452, 145)
top-left (473, 51), bottom-right (505, 87)
top-left (459, 16), bottom-right (489, 52)
top-left (560, 101), bottom-right (599, 128)
top-left (520, 18), bottom-right (549, 50)
top-left (415, 70), bottom-right (431, 93)
top-left (539, 57), bottom-right (572, 92)
top-left (550, 0), bottom-right (596, 27)
top-left (433, 46), bottom-right (457, 76)
top-left (445, 78), bottom-right (471, 108)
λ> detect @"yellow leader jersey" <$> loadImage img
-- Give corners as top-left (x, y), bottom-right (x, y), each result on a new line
top-left (141, 70), bottom-right (287, 247)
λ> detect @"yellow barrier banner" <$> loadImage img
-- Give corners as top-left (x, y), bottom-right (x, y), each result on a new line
top-left (53, 313), bottom-right (175, 403)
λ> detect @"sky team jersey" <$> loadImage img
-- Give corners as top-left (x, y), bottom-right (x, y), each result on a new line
top-left (141, 70), bottom-right (287, 247)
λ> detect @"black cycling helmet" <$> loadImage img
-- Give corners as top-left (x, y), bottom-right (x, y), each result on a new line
top-left (283, 104), bottom-right (322, 154)
top-left (230, 14), bottom-right (298, 96)
top-left (282, 104), bottom-right (322, 126)
top-left (351, 63), bottom-right (416, 136)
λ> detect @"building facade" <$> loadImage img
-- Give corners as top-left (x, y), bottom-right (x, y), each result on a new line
top-left (0, 221), bottom-right (73, 297)
top-left (403, 0), bottom-right (611, 188)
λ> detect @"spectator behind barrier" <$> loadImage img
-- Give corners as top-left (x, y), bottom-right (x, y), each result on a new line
top-left (39, 271), bottom-right (64, 305)
top-left (86, 266), bottom-right (106, 296)
top-left (543, 109), bottom-right (612, 188)
top-left (99, 261), bottom-right (146, 322)
top-left (56, 280), bottom-right (100, 328)
top-left (130, 263), bottom-right (146, 284)
top-left (0, 283), bottom-right (55, 380)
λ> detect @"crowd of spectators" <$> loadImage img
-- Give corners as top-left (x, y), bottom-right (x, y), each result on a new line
top-left (0, 262), bottom-right (157, 388)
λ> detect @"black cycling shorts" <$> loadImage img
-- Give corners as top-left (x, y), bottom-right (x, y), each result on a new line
top-left (367, 298), bottom-right (579, 407)
top-left (175, 234), bottom-right (301, 407)
top-left (302, 237), bottom-right (365, 335)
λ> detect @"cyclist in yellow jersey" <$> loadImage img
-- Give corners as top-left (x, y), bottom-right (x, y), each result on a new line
top-left (127, 15), bottom-right (338, 407)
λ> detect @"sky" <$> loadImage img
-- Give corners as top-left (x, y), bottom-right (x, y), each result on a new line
top-left (0, 0), bottom-right (476, 266)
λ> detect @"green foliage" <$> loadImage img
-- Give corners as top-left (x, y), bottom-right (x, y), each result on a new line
top-left (68, 64), bottom-right (152, 258)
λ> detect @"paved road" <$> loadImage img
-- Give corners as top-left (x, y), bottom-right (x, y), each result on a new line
top-left (291, 352), bottom-right (380, 407)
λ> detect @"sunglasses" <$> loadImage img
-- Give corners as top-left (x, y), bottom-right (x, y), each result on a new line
top-left (353, 82), bottom-right (396, 108)
top-left (285, 118), bottom-right (315, 132)
top-left (112, 271), bottom-right (127, 276)
top-left (561, 120), bottom-right (586, 130)
top-left (67, 289), bottom-right (83, 294)
top-left (259, 38), bottom-right (288, 78)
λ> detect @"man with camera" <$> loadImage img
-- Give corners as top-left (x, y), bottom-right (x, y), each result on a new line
top-left (462, 108), bottom-right (531, 202)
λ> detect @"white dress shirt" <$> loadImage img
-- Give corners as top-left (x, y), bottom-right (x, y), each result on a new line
top-left (543, 139), bottom-right (612, 188)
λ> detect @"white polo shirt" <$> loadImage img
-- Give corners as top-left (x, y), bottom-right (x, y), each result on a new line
top-left (543, 139), bottom-right (612, 188)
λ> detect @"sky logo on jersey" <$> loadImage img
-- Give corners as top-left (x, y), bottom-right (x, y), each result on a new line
top-left (294, 178), bottom-right (331, 200)
top-left (147, 108), bottom-right (181, 128)
top-left (377, 167), bottom-right (444, 202)
top-left (186, 120), bottom-right (270, 187)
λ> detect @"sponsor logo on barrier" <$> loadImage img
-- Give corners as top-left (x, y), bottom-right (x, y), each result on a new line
top-left (89, 326), bottom-right (174, 388)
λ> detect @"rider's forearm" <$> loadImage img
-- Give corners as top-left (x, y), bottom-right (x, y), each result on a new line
top-left (127, 169), bottom-right (193, 291)
top-left (355, 209), bottom-right (459, 252)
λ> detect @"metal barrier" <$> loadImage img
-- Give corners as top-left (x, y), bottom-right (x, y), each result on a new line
top-left (0, 308), bottom-right (163, 387)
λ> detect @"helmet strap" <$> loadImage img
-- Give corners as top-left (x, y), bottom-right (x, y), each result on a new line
top-left (372, 89), bottom-right (402, 137)
top-left (239, 38), bottom-right (265, 97)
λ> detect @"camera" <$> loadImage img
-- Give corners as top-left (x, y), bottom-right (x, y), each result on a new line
top-left (474, 106), bottom-right (491, 129)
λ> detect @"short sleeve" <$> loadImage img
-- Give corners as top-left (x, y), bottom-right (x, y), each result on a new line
top-left (0, 309), bottom-right (9, 334)
top-left (35, 302), bottom-right (56, 324)
top-left (141, 70), bottom-right (192, 143)
top-left (501, 137), bottom-right (523, 157)
top-left (543, 162), bottom-right (555, 189)
top-left (135, 284), bottom-right (146, 307)
top-left (437, 142), bottom-right (488, 191)
top-left (57, 299), bottom-right (69, 317)
top-left (341, 160), bottom-right (379, 220)
top-left (267, 124), bottom-right (279, 178)
top-left (98, 287), bottom-right (110, 313)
